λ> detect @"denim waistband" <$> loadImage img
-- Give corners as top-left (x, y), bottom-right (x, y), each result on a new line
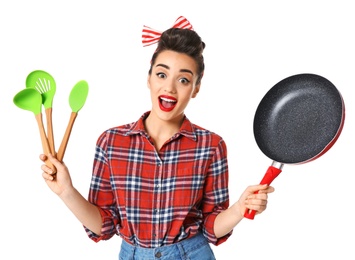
top-left (120, 233), bottom-right (209, 259)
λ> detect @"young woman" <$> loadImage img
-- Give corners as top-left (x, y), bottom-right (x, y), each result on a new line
top-left (40, 16), bottom-right (274, 260)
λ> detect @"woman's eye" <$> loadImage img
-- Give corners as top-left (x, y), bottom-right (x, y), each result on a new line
top-left (156, 72), bottom-right (166, 79)
top-left (179, 78), bottom-right (190, 84)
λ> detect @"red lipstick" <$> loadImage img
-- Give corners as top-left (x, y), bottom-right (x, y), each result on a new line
top-left (159, 95), bottom-right (177, 112)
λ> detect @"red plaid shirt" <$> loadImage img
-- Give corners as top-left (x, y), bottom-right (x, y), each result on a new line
top-left (85, 111), bottom-right (232, 248)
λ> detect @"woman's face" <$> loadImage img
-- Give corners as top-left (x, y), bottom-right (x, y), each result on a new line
top-left (147, 50), bottom-right (200, 124)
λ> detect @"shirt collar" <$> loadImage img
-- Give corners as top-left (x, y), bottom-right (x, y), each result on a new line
top-left (126, 111), bottom-right (197, 141)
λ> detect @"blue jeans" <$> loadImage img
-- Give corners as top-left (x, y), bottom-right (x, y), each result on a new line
top-left (118, 233), bottom-right (216, 260)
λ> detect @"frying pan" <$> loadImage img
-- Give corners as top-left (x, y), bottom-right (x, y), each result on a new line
top-left (244, 73), bottom-right (345, 220)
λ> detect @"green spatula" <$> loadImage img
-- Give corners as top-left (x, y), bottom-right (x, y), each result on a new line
top-left (26, 70), bottom-right (56, 156)
top-left (13, 88), bottom-right (56, 173)
top-left (56, 80), bottom-right (89, 162)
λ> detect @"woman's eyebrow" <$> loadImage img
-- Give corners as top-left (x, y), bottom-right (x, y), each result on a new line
top-left (180, 69), bottom-right (194, 75)
top-left (155, 64), bottom-right (194, 75)
top-left (156, 63), bottom-right (170, 70)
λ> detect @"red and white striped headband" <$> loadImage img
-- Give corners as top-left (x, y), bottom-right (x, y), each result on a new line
top-left (142, 16), bottom-right (194, 47)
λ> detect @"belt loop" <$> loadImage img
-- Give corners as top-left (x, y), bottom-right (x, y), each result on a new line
top-left (132, 244), bottom-right (136, 259)
top-left (177, 242), bottom-right (187, 260)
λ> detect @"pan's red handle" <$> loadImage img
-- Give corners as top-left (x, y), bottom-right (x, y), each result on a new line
top-left (244, 163), bottom-right (283, 220)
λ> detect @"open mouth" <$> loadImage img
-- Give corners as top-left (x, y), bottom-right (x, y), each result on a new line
top-left (159, 95), bottom-right (177, 112)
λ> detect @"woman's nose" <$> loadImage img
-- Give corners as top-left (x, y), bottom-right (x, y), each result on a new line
top-left (164, 80), bottom-right (177, 94)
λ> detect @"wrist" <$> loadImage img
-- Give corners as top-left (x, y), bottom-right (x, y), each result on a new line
top-left (59, 186), bottom-right (77, 201)
top-left (232, 200), bottom-right (244, 220)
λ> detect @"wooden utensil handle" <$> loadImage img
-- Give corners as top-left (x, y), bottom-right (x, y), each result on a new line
top-left (35, 113), bottom-right (56, 173)
top-left (45, 108), bottom-right (56, 156)
top-left (57, 112), bottom-right (78, 162)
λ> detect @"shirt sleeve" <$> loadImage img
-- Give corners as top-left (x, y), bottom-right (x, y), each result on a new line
top-left (84, 131), bottom-right (120, 242)
top-left (201, 138), bottom-right (232, 245)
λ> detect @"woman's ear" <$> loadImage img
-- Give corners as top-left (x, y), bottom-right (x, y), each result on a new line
top-left (191, 83), bottom-right (201, 98)
top-left (147, 75), bottom-right (151, 89)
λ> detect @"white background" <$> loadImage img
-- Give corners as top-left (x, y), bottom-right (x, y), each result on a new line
top-left (1, 1), bottom-right (354, 259)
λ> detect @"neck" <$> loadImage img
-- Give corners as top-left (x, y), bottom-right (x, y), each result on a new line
top-left (144, 111), bottom-right (184, 150)
top-left (145, 113), bottom-right (183, 136)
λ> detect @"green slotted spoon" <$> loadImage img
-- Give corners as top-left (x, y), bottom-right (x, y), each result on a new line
top-left (56, 80), bottom-right (89, 162)
top-left (26, 70), bottom-right (56, 156)
top-left (13, 88), bottom-right (56, 173)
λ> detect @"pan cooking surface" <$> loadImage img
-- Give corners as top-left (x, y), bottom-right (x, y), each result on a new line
top-left (254, 74), bottom-right (344, 164)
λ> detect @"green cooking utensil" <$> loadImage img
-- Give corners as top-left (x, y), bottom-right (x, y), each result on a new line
top-left (13, 88), bottom-right (56, 173)
top-left (56, 80), bottom-right (89, 162)
top-left (26, 70), bottom-right (56, 156)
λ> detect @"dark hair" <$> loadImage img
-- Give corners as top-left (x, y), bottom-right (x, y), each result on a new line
top-left (148, 28), bottom-right (205, 85)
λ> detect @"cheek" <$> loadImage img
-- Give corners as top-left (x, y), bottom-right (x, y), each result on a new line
top-left (179, 93), bottom-right (193, 105)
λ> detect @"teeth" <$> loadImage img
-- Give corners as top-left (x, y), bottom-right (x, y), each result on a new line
top-left (160, 97), bottom-right (176, 103)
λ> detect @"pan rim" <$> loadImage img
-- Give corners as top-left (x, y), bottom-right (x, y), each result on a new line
top-left (253, 73), bottom-right (345, 165)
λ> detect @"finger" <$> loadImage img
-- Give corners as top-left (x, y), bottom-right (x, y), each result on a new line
top-left (47, 153), bottom-right (59, 163)
top-left (259, 186), bottom-right (275, 194)
top-left (246, 196), bottom-right (268, 208)
top-left (47, 153), bottom-right (66, 170)
top-left (39, 154), bottom-right (47, 161)
top-left (41, 163), bottom-right (54, 174)
top-left (246, 196), bottom-right (268, 206)
top-left (245, 200), bottom-right (267, 212)
top-left (42, 171), bottom-right (55, 181)
top-left (249, 192), bottom-right (268, 200)
top-left (247, 184), bottom-right (269, 194)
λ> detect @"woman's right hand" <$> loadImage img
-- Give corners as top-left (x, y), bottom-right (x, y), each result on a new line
top-left (40, 154), bottom-right (73, 197)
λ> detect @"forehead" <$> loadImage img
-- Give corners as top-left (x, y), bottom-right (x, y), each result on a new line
top-left (154, 50), bottom-right (197, 73)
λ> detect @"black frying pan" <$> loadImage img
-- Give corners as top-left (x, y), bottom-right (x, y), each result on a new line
top-left (244, 73), bottom-right (345, 219)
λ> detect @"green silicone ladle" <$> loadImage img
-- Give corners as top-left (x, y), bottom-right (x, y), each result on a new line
top-left (13, 88), bottom-right (42, 115)
top-left (13, 88), bottom-right (56, 173)
top-left (56, 80), bottom-right (89, 162)
top-left (26, 70), bottom-right (57, 156)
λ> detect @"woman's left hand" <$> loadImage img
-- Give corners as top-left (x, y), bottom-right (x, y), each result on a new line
top-left (214, 184), bottom-right (275, 237)
top-left (237, 184), bottom-right (275, 216)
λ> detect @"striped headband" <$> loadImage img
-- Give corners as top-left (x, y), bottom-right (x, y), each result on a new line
top-left (142, 16), bottom-right (194, 47)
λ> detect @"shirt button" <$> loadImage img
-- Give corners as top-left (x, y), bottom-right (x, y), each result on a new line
top-left (155, 252), bottom-right (162, 258)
